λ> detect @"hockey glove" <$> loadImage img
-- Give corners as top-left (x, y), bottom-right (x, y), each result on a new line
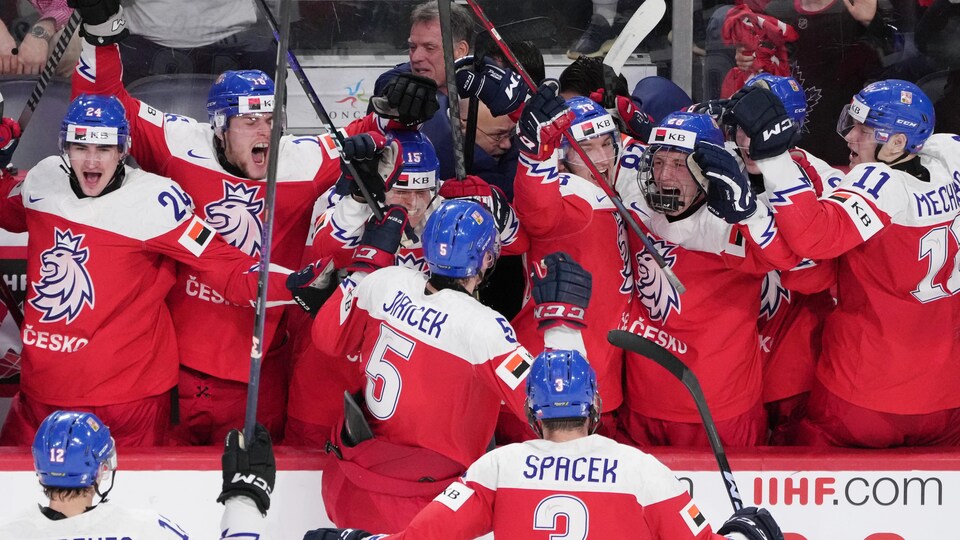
top-left (339, 133), bottom-right (402, 205)
top-left (370, 73), bottom-right (440, 127)
top-left (455, 55), bottom-right (527, 117)
top-left (217, 423), bottom-right (275, 515)
top-left (689, 140), bottom-right (757, 224)
top-left (68, 0), bottom-right (130, 45)
top-left (346, 205), bottom-right (409, 273)
top-left (590, 89), bottom-right (653, 143)
top-left (438, 175), bottom-right (513, 237)
top-left (685, 99), bottom-right (730, 123)
top-left (517, 80), bottom-right (574, 160)
top-left (726, 86), bottom-right (800, 160)
top-left (303, 528), bottom-right (379, 540)
top-left (718, 507), bottom-right (784, 540)
top-left (532, 252), bottom-right (592, 330)
top-left (286, 257), bottom-right (337, 316)
top-left (0, 117), bottom-right (22, 170)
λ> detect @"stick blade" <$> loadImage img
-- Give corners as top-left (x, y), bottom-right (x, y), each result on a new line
top-left (607, 329), bottom-right (686, 380)
top-left (602, 0), bottom-right (667, 75)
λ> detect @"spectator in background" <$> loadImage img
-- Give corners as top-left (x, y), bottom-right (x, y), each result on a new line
top-left (0, 1), bottom-right (80, 76)
top-left (567, 0), bottom-right (621, 59)
top-left (117, 0), bottom-right (292, 84)
top-left (719, 5), bottom-right (797, 98)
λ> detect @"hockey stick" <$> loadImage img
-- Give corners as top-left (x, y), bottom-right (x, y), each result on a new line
top-left (17, 10), bottom-right (81, 132)
top-left (463, 0), bottom-right (686, 294)
top-left (601, 0), bottom-right (666, 108)
top-left (244, 0), bottom-right (291, 443)
top-left (438, 0), bottom-right (466, 181)
top-left (607, 329), bottom-right (744, 511)
top-left (253, 0), bottom-right (385, 223)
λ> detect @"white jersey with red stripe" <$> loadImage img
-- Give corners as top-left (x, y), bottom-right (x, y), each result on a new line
top-left (72, 41), bottom-right (370, 382)
top-left (312, 265), bottom-right (536, 468)
top-left (0, 158), bottom-right (290, 407)
top-left (387, 434), bottom-right (731, 540)
top-left (757, 134), bottom-right (960, 414)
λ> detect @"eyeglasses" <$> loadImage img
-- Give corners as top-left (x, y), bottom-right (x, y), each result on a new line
top-left (476, 126), bottom-right (514, 144)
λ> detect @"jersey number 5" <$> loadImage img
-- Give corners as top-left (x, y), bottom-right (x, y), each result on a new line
top-left (534, 494), bottom-right (589, 540)
top-left (365, 324), bottom-right (415, 420)
top-left (913, 216), bottom-right (960, 302)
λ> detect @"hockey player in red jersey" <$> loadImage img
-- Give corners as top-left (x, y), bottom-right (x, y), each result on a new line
top-left (729, 78), bottom-right (960, 447)
top-left (303, 350), bottom-right (786, 540)
top-left (0, 95), bottom-right (292, 446)
top-left (66, 0), bottom-right (438, 444)
top-left (616, 111), bottom-right (800, 447)
top-left (0, 410), bottom-right (272, 538)
top-left (309, 199), bottom-right (589, 532)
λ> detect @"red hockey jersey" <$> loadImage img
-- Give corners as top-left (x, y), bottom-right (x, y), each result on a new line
top-left (0, 158), bottom-right (290, 406)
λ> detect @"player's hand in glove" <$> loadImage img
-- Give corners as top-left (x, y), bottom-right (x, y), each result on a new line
top-left (531, 252), bottom-right (592, 330)
top-left (517, 80), bottom-right (574, 160)
top-left (68, 0), bottom-right (130, 45)
top-left (303, 528), bottom-right (381, 540)
top-left (370, 73), bottom-right (440, 127)
top-left (346, 205), bottom-right (409, 273)
top-left (217, 423), bottom-right (276, 515)
top-left (718, 507), bottom-right (784, 540)
top-left (338, 132), bottom-right (402, 205)
top-left (438, 175), bottom-right (513, 237)
top-left (455, 55), bottom-right (527, 117)
top-left (0, 117), bottom-right (22, 170)
top-left (689, 140), bottom-right (757, 224)
top-left (685, 99), bottom-right (730, 123)
top-left (286, 256), bottom-right (337, 316)
top-left (725, 86), bottom-right (800, 160)
top-left (589, 89), bottom-right (653, 143)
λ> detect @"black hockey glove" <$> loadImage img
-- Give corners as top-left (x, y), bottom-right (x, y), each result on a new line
top-left (286, 257), bottom-right (337, 316)
top-left (455, 55), bottom-right (527, 116)
top-left (338, 133), bottom-right (402, 205)
top-left (689, 140), bottom-right (757, 224)
top-left (437, 175), bottom-right (513, 238)
top-left (346, 205), bottom-right (409, 274)
top-left (217, 423), bottom-right (275, 515)
top-left (517, 80), bottom-right (574, 160)
top-left (303, 528), bottom-right (377, 540)
top-left (725, 86), bottom-right (800, 160)
top-left (531, 252), bottom-right (592, 330)
top-left (0, 117), bottom-right (21, 170)
top-left (370, 73), bottom-right (440, 127)
top-left (68, 0), bottom-right (130, 45)
top-left (718, 507), bottom-right (784, 540)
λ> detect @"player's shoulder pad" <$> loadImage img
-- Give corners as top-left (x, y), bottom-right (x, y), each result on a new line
top-left (276, 133), bottom-right (335, 181)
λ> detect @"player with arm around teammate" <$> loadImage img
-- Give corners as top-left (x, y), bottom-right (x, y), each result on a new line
top-left (0, 95), bottom-right (293, 447)
top-left (0, 410), bottom-right (272, 539)
top-left (303, 350), bottom-right (785, 540)
top-left (724, 78), bottom-right (960, 448)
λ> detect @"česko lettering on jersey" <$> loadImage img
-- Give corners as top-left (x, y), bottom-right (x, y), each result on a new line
top-left (65, 124), bottom-right (119, 145)
top-left (436, 481), bottom-right (476, 512)
top-left (496, 348), bottom-right (534, 390)
top-left (178, 215), bottom-right (215, 256)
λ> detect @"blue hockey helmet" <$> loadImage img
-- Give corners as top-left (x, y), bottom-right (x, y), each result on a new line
top-left (422, 199), bottom-right (500, 278)
top-left (647, 111), bottom-right (724, 151)
top-left (525, 349), bottom-right (601, 435)
top-left (207, 70), bottom-right (276, 133)
top-left (386, 130), bottom-right (440, 190)
top-left (560, 96), bottom-right (621, 171)
top-left (837, 79), bottom-right (935, 153)
top-left (59, 94), bottom-right (131, 156)
top-left (32, 410), bottom-right (116, 489)
top-left (746, 73), bottom-right (808, 127)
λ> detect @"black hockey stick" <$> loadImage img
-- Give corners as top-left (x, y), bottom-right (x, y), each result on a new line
top-left (253, 0), bottom-right (385, 223)
top-left (244, 0), bottom-right (292, 443)
top-left (463, 0), bottom-right (686, 294)
top-left (607, 329), bottom-right (744, 511)
top-left (17, 10), bottom-right (81, 132)
top-left (438, 0), bottom-right (466, 181)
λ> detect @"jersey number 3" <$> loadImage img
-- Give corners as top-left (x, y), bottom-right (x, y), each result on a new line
top-left (534, 494), bottom-right (589, 540)
top-left (365, 324), bottom-right (415, 420)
